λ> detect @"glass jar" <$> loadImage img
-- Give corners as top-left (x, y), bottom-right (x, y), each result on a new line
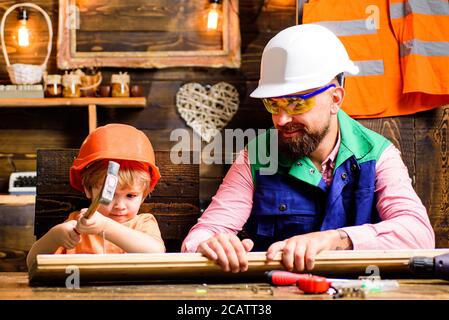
top-left (111, 72), bottom-right (130, 97)
top-left (44, 74), bottom-right (62, 98)
top-left (80, 70), bottom-right (102, 97)
top-left (62, 72), bottom-right (81, 98)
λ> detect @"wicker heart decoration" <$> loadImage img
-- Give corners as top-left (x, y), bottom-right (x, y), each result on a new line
top-left (176, 82), bottom-right (239, 142)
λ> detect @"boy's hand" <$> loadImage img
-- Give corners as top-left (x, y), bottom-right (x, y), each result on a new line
top-left (76, 209), bottom-right (109, 235)
top-left (52, 220), bottom-right (81, 249)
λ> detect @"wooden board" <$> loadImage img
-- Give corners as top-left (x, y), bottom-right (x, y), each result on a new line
top-left (0, 97), bottom-right (146, 107)
top-left (29, 249), bottom-right (449, 285)
top-left (57, 0), bottom-right (241, 68)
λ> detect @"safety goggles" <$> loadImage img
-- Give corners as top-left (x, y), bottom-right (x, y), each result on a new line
top-left (262, 83), bottom-right (336, 115)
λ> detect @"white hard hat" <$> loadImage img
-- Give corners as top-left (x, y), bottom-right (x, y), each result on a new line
top-left (250, 24), bottom-right (359, 98)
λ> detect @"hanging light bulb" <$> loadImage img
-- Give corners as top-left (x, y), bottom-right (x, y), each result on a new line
top-left (17, 7), bottom-right (30, 47)
top-left (207, 0), bottom-right (221, 30)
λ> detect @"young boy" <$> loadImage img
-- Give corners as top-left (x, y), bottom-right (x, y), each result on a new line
top-left (27, 124), bottom-right (165, 269)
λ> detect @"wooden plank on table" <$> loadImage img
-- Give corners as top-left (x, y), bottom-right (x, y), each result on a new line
top-left (29, 249), bottom-right (449, 285)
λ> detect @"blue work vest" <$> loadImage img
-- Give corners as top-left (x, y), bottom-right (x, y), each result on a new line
top-left (245, 110), bottom-right (391, 251)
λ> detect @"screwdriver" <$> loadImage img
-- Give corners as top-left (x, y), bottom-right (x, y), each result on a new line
top-left (265, 270), bottom-right (332, 293)
top-left (265, 270), bottom-right (399, 294)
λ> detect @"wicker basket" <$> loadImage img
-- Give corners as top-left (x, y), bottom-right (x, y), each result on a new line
top-left (1, 3), bottom-right (53, 85)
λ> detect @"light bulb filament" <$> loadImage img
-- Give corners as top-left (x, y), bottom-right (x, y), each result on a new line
top-left (207, 4), bottom-right (219, 30)
top-left (18, 20), bottom-right (30, 47)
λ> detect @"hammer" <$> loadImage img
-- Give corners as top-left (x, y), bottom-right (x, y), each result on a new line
top-left (83, 160), bottom-right (120, 219)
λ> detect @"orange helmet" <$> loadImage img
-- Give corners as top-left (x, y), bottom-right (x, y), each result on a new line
top-left (70, 124), bottom-right (161, 193)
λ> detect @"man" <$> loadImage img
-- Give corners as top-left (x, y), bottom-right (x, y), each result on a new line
top-left (181, 24), bottom-right (435, 273)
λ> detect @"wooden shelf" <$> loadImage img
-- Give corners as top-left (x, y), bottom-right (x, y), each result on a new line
top-left (0, 97), bottom-right (146, 132)
top-left (0, 194), bottom-right (35, 205)
top-left (0, 97), bottom-right (146, 107)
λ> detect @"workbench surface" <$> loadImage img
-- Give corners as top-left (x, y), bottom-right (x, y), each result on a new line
top-left (2, 272), bottom-right (449, 300)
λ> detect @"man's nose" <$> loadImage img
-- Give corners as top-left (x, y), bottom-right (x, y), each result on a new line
top-left (274, 109), bottom-right (293, 127)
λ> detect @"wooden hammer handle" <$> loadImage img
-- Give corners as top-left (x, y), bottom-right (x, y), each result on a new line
top-left (83, 194), bottom-right (101, 219)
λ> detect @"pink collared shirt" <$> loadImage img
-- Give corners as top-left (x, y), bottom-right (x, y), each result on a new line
top-left (321, 132), bottom-right (340, 186)
top-left (182, 140), bottom-right (435, 252)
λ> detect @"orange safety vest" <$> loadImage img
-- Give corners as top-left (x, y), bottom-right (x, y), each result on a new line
top-left (302, 0), bottom-right (449, 118)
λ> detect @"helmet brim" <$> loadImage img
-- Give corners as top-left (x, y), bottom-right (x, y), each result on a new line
top-left (250, 66), bottom-right (359, 99)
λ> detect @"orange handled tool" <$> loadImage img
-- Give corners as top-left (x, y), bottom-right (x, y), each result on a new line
top-left (266, 270), bottom-right (400, 295)
top-left (296, 275), bottom-right (331, 294)
top-left (265, 270), bottom-right (331, 294)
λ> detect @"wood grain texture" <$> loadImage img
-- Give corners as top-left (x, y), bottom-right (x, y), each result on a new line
top-left (76, 31), bottom-right (223, 53)
top-left (57, 0), bottom-right (241, 68)
top-left (77, 0), bottom-right (209, 32)
top-left (0, 203), bottom-right (35, 272)
top-left (415, 106), bottom-right (449, 248)
top-left (2, 272), bottom-right (449, 300)
top-left (28, 249), bottom-right (449, 285)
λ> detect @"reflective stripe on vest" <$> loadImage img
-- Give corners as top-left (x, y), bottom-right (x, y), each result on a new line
top-left (353, 60), bottom-right (385, 76)
top-left (303, 0), bottom-right (449, 117)
top-left (312, 20), bottom-right (384, 77)
top-left (391, 0), bottom-right (449, 58)
top-left (314, 20), bottom-right (377, 36)
top-left (303, 1), bottom-right (390, 116)
top-left (400, 39), bottom-right (449, 57)
top-left (389, 0), bottom-right (449, 97)
top-left (390, 0), bottom-right (449, 19)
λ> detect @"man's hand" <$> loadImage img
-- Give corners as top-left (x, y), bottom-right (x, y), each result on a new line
top-left (52, 220), bottom-right (81, 249)
top-left (76, 209), bottom-right (109, 235)
top-left (266, 229), bottom-right (353, 272)
top-left (196, 233), bottom-right (254, 273)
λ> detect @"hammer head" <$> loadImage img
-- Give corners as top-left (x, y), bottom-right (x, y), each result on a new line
top-left (99, 161), bottom-right (120, 205)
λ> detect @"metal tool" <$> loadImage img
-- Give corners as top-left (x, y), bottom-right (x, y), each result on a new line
top-left (83, 160), bottom-right (120, 219)
top-left (266, 270), bottom-right (332, 293)
top-left (265, 270), bottom-right (399, 295)
top-left (197, 283), bottom-right (273, 295)
top-left (409, 252), bottom-right (449, 280)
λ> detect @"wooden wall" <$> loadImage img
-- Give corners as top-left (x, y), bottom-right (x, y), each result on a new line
top-left (0, 0), bottom-right (448, 261)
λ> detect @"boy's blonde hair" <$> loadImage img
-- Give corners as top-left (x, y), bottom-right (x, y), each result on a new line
top-left (81, 160), bottom-right (152, 199)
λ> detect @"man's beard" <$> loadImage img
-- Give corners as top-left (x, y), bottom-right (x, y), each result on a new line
top-left (277, 121), bottom-right (330, 160)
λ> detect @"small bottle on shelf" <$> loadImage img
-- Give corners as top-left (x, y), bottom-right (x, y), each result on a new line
top-left (44, 74), bottom-right (62, 98)
top-left (111, 72), bottom-right (130, 97)
top-left (62, 72), bottom-right (81, 98)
